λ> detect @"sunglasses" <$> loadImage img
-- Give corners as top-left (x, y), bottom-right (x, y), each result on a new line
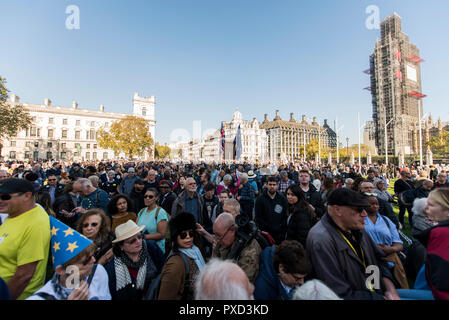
top-left (124, 233), bottom-right (143, 245)
top-left (48, 179), bottom-right (57, 181)
top-left (350, 207), bottom-right (366, 214)
top-left (179, 230), bottom-right (194, 240)
top-left (144, 195), bottom-right (155, 199)
top-left (0, 193), bottom-right (24, 200)
top-left (82, 222), bottom-right (99, 228)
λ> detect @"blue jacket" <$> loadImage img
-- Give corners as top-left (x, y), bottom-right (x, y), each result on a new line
top-left (254, 246), bottom-right (289, 300)
top-left (239, 182), bottom-right (255, 202)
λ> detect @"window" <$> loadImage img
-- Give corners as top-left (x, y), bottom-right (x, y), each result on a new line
top-left (63, 119), bottom-right (68, 125)
top-left (93, 144), bottom-right (97, 149)
top-left (60, 152), bottom-right (66, 159)
top-left (34, 142), bottom-right (39, 148)
top-left (103, 152), bottom-right (108, 160)
top-left (76, 120), bottom-right (81, 126)
top-left (30, 127), bottom-right (37, 137)
top-left (49, 118), bottom-right (54, 124)
top-left (25, 151), bottom-right (31, 159)
top-left (9, 151), bottom-right (16, 159)
top-left (61, 143), bottom-right (66, 149)
top-left (32, 116), bottom-right (37, 122)
top-left (75, 131), bottom-right (80, 139)
top-left (46, 152), bottom-right (52, 160)
top-left (86, 131), bottom-right (89, 140)
top-left (92, 152), bottom-right (97, 160)
top-left (47, 142), bottom-right (52, 148)
top-left (105, 122), bottom-right (109, 128)
top-left (142, 107), bottom-right (147, 116)
top-left (86, 144), bottom-right (90, 149)
top-left (90, 121), bottom-right (95, 127)
top-left (86, 152), bottom-right (91, 160)
top-left (74, 152), bottom-right (80, 157)
top-left (26, 141), bottom-right (32, 147)
top-left (62, 129), bottom-right (68, 138)
top-left (48, 129), bottom-right (53, 138)
top-left (33, 151), bottom-right (39, 159)
top-left (10, 141), bottom-right (16, 147)
top-left (89, 129), bottom-right (95, 140)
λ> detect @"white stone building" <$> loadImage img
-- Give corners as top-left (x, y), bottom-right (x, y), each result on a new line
top-left (1, 92), bottom-right (156, 161)
top-left (171, 109), bottom-right (268, 163)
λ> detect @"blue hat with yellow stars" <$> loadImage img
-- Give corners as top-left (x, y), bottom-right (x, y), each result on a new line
top-left (49, 216), bottom-right (93, 269)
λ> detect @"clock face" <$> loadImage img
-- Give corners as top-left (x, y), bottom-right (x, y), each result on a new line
top-left (406, 65), bottom-right (417, 82)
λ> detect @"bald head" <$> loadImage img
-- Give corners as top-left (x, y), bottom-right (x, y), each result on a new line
top-left (214, 212), bottom-right (235, 229)
top-left (195, 259), bottom-right (254, 300)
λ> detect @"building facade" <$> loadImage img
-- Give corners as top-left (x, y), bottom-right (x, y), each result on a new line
top-left (2, 92), bottom-right (156, 161)
top-left (369, 13), bottom-right (424, 156)
top-left (170, 109), bottom-right (268, 163)
top-left (260, 111), bottom-right (336, 163)
top-left (363, 120), bottom-right (377, 155)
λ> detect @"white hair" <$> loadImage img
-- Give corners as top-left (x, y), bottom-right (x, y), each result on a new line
top-left (412, 197), bottom-right (427, 217)
top-left (240, 173), bottom-right (248, 181)
top-left (292, 280), bottom-right (342, 300)
top-left (194, 259), bottom-right (251, 300)
top-left (223, 174), bottom-right (232, 181)
top-left (88, 175), bottom-right (99, 186)
top-left (74, 178), bottom-right (93, 190)
top-left (223, 199), bottom-right (240, 215)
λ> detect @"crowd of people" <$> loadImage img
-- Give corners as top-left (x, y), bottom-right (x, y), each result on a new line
top-left (0, 158), bottom-right (448, 301)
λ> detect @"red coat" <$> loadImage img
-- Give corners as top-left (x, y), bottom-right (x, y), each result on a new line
top-left (416, 220), bottom-right (449, 300)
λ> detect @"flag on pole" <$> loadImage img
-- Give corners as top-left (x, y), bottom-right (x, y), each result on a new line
top-left (220, 122), bottom-right (225, 160)
top-left (234, 124), bottom-right (242, 161)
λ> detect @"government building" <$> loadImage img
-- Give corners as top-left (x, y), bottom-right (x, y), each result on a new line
top-left (1, 92), bottom-right (156, 161)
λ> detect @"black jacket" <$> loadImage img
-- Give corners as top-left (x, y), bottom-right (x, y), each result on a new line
top-left (159, 191), bottom-right (176, 216)
top-left (255, 189), bottom-right (288, 244)
top-left (104, 240), bottom-right (164, 300)
top-left (40, 184), bottom-right (65, 203)
top-left (129, 189), bottom-right (146, 214)
top-left (202, 194), bottom-right (219, 230)
top-left (53, 193), bottom-right (80, 229)
top-left (285, 203), bottom-right (316, 248)
top-left (302, 183), bottom-right (326, 218)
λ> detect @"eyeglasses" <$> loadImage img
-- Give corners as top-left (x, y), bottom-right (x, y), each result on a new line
top-left (48, 179), bottom-right (57, 181)
top-left (179, 230), bottom-right (194, 240)
top-left (291, 274), bottom-right (306, 282)
top-left (159, 186), bottom-right (170, 189)
top-left (82, 222), bottom-right (99, 228)
top-left (144, 195), bottom-right (155, 199)
top-left (214, 225), bottom-right (234, 241)
top-left (124, 233), bottom-right (143, 245)
top-left (349, 206), bottom-right (366, 214)
top-left (0, 193), bottom-right (24, 201)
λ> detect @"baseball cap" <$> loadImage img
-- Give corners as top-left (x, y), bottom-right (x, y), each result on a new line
top-left (0, 178), bottom-right (35, 195)
top-left (128, 167), bottom-right (135, 173)
top-left (108, 170), bottom-right (115, 175)
top-left (327, 188), bottom-right (370, 207)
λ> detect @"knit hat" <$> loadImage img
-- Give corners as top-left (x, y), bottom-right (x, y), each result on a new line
top-left (169, 212), bottom-right (196, 242)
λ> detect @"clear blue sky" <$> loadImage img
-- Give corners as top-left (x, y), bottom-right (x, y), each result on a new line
top-left (1, 0), bottom-right (448, 146)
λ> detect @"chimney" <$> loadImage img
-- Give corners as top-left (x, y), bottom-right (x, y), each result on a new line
top-left (72, 101), bottom-right (78, 109)
top-left (302, 115), bottom-right (307, 123)
top-left (313, 117), bottom-right (317, 125)
top-left (10, 94), bottom-right (19, 103)
top-left (44, 98), bottom-right (51, 106)
top-left (323, 119), bottom-right (328, 126)
top-left (100, 104), bottom-right (104, 112)
top-left (274, 110), bottom-right (281, 121)
top-left (264, 114), bottom-right (268, 122)
top-left (290, 113), bottom-right (295, 122)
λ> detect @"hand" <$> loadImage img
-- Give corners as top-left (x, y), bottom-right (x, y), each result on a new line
top-left (239, 184), bottom-right (243, 190)
top-left (196, 223), bottom-right (205, 235)
top-left (384, 291), bottom-right (401, 300)
top-left (97, 248), bottom-right (113, 265)
top-left (74, 207), bottom-right (86, 214)
top-left (237, 196), bottom-right (241, 201)
top-left (67, 281), bottom-right (90, 300)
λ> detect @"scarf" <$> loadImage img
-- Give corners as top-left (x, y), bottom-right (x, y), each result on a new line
top-left (114, 240), bottom-right (156, 292)
top-left (50, 273), bottom-right (76, 300)
top-left (179, 245), bottom-right (205, 271)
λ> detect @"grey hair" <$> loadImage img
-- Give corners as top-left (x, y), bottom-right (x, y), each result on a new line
top-left (88, 175), bottom-right (99, 186)
top-left (239, 173), bottom-right (248, 181)
top-left (223, 174), bottom-right (232, 181)
top-left (412, 197), bottom-right (427, 218)
top-left (214, 212), bottom-right (235, 229)
top-left (292, 280), bottom-right (342, 300)
top-left (74, 178), bottom-right (93, 190)
top-left (223, 199), bottom-right (240, 215)
top-left (194, 259), bottom-right (251, 300)
top-left (345, 178), bottom-right (354, 184)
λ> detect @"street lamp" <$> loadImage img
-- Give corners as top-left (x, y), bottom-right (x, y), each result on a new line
top-left (335, 117), bottom-right (344, 165)
top-left (346, 137), bottom-right (349, 163)
top-left (358, 112), bottom-right (366, 171)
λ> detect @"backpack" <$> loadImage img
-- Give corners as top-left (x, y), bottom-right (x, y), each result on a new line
top-left (398, 190), bottom-right (415, 208)
top-left (145, 251), bottom-right (189, 300)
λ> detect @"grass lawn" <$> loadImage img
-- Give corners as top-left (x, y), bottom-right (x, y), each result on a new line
top-left (387, 178), bottom-right (412, 237)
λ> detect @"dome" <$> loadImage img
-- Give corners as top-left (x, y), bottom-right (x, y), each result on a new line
top-left (232, 107), bottom-right (243, 122)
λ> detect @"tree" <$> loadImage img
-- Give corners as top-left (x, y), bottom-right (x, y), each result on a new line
top-left (97, 115), bottom-right (154, 159)
top-left (154, 143), bottom-right (171, 159)
top-left (0, 76), bottom-right (32, 156)
top-left (298, 139), bottom-right (331, 160)
top-left (427, 130), bottom-right (449, 156)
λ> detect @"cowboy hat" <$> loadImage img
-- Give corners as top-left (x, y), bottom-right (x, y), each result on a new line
top-left (247, 170), bottom-right (257, 179)
top-left (112, 220), bottom-right (145, 243)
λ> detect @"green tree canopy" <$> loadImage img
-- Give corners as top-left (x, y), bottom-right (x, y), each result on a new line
top-left (0, 76), bottom-right (32, 152)
top-left (426, 130), bottom-right (449, 156)
top-left (154, 143), bottom-right (171, 159)
top-left (97, 115), bottom-right (154, 159)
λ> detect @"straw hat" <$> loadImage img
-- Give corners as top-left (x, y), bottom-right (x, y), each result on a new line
top-left (112, 220), bottom-right (145, 243)
top-left (247, 170), bottom-right (257, 179)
